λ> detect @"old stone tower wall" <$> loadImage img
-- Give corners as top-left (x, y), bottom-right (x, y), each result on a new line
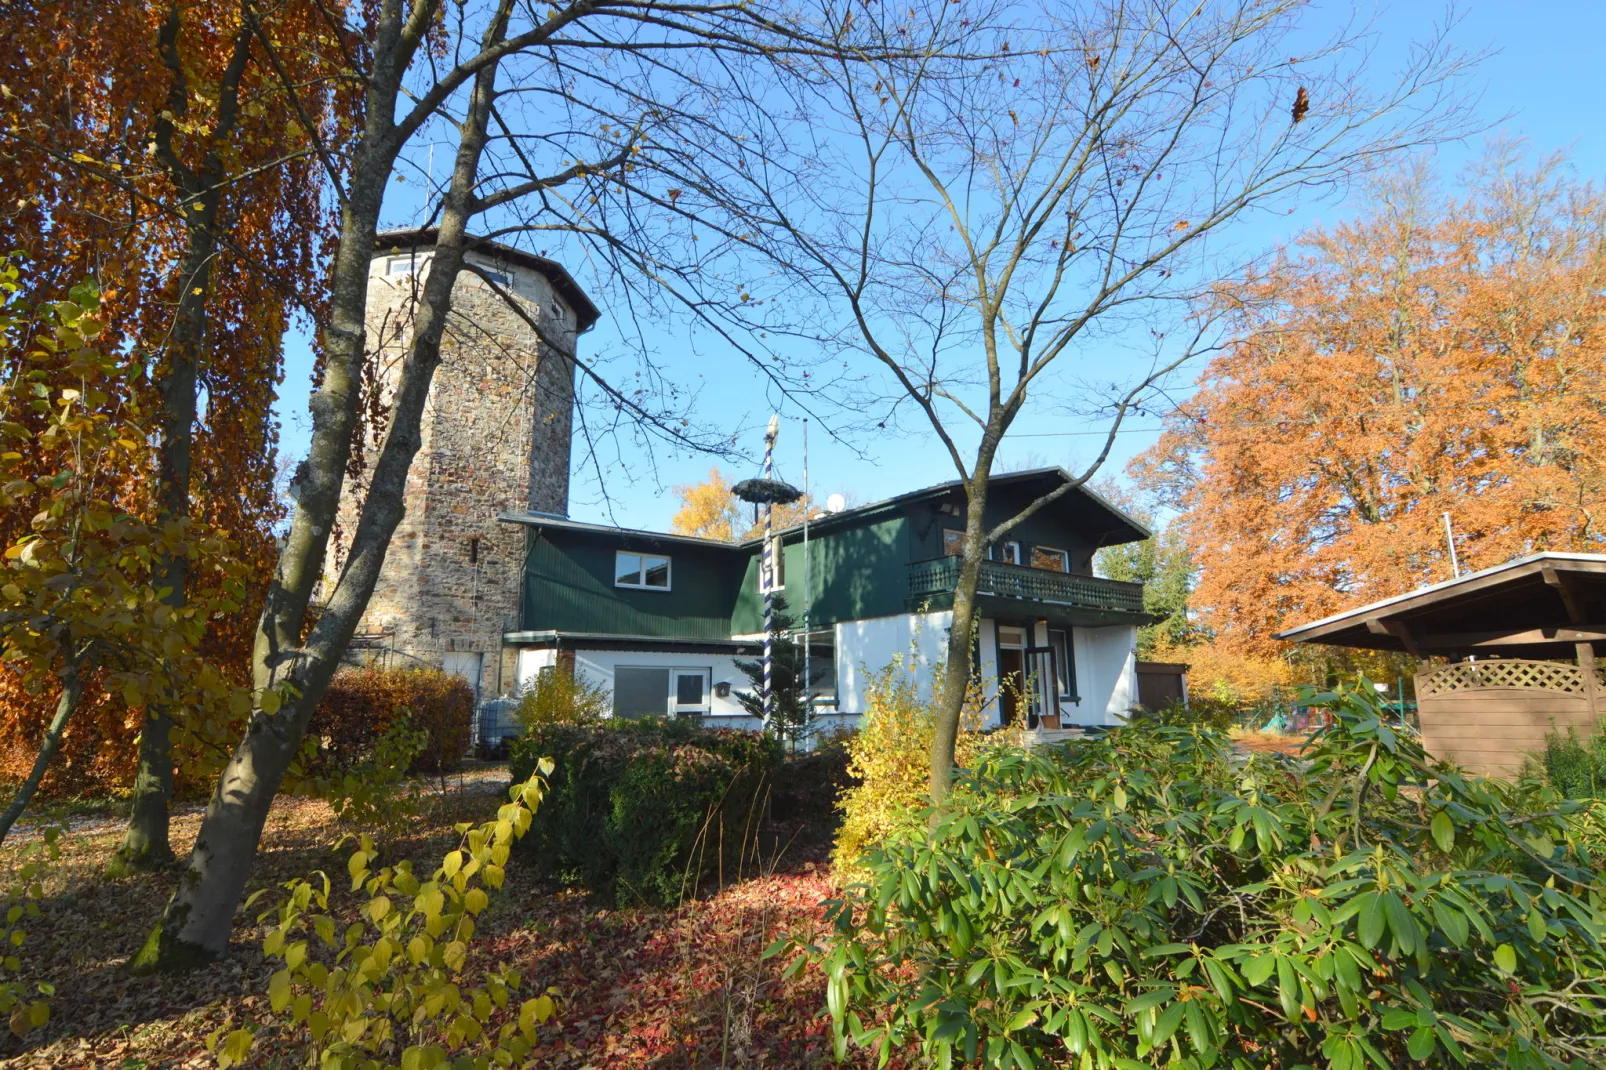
top-left (327, 245), bottom-right (579, 700)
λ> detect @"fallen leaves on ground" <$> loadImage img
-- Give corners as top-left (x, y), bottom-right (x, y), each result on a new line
top-left (0, 770), bottom-right (887, 1068)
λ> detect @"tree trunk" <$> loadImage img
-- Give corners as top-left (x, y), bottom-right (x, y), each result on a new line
top-left (929, 471), bottom-right (992, 806)
top-left (135, 0), bottom-right (510, 969)
top-left (116, 8), bottom-right (248, 873)
top-left (0, 655), bottom-right (85, 848)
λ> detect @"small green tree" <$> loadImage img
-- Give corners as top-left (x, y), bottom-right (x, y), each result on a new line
top-left (1096, 510), bottom-right (1196, 657)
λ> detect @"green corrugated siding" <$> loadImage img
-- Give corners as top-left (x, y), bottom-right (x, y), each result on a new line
top-left (520, 530), bottom-right (744, 639)
top-left (731, 514), bottom-right (911, 632)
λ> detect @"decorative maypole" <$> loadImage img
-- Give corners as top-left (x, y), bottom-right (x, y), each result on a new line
top-left (732, 415), bottom-right (801, 732)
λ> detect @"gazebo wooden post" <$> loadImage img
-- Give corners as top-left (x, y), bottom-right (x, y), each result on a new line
top-left (1579, 642), bottom-right (1601, 719)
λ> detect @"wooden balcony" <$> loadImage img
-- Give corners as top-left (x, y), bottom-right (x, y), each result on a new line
top-left (906, 556), bottom-right (1146, 617)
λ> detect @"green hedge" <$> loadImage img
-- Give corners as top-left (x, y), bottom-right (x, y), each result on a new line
top-left (509, 719), bottom-right (779, 907)
top-left (806, 684), bottom-right (1606, 1068)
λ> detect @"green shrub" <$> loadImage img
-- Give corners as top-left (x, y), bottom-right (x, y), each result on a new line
top-left (834, 657), bottom-right (1022, 874)
top-left (509, 719), bottom-right (779, 907)
top-left (799, 683), bottom-right (1606, 1068)
top-left (514, 665), bottom-right (609, 727)
top-left (1130, 692), bottom-right (1237, 732)
top-left (308, 666), bottom-right (474, 775)
top-left (1534, 723), bottom-right (1606, 799)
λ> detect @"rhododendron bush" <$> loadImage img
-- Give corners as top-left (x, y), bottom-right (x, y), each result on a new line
top-left (796, 685), bottom-right (1606, 1069)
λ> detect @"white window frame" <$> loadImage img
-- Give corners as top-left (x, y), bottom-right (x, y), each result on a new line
top-left (760, 536), bottom-right (785, 591)
top-left (387, 254), bottom-right (429, 275)
top-left (614, 550), bottom-right (672, 591)
top-left (991, 541), bottom-right (1022, 566)
top-left (1048, 628), bottom-right (1078, 702)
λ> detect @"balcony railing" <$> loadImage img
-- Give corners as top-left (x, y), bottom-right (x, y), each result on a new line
top-left (907, 556), bottom-right (1146, 615)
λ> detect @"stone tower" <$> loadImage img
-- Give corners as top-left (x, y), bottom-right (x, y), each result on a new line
top-left (329, 229), bottom-right (598, 701)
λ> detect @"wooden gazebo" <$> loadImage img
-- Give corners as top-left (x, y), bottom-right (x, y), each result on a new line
top-left (1277, 553), bottom-right (1606, 777)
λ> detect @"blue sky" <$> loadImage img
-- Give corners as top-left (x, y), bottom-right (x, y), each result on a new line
top-left (273, 0), bottom-right (1606, 532)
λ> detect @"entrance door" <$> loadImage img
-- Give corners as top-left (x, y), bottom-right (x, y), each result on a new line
top-left (672, 669), bottom-right (712, 718)
top-left (996, 626), bottom-right (1027, 726)
top-left (443, 651), bottom-right (483, 701)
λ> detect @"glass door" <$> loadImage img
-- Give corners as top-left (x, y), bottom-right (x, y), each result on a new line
top-left (672, 669), bottom-right (712, 718)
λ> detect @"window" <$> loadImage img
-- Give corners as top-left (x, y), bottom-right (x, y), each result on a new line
top-left (615, 550), bottom-right (671, 590)
top-left (613, 666), bottom-right (711, 719)
top-left (1049, 628), bottom-right (1077, 700)
top-left (387, 255), bottom-right (428, 275)
top-left (1030, 545), bottom-right (1070, 572)
top-left (942, 528), bottom-right (965, 557)
top-left (613, 667), bottom-right (670, 718)
top-left (759, 537), bottom-right (786, 591)
top-left (988, 541), bottom-right (1022, 565)
top-left (482, 268), bottom-right (511, 287)
top-left (801, 630), bottom-right (837, 704)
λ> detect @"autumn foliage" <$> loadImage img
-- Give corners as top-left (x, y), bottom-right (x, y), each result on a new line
top-left (670, 466), bottom-right (814, 542)
top-left (1140, 152), bottom-right (1606, 653)
top-left (0, 0), bottom-right (346, 793)
top-left (306, 667), bottom-right (475, 776)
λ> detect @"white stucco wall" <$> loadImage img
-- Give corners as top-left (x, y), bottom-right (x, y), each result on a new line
top-left (975, 618), bottom-right (1000, 725)
top-left (514, 646), bottom-right (756, 724)
top-left (1068, 624), bottom-right (1138, 726)
top-left (834, 609), bottom-right (954, 717)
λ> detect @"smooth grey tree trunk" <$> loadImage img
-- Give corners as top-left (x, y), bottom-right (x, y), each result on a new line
top-left (134, 0), bottom-right (513, 971)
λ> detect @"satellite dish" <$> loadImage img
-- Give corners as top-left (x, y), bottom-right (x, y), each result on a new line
top-left (826, 493), bottom-right (847, 513)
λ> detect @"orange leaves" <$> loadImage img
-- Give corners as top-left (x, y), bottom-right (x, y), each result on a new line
top-left (1138, 155), bottom-right (1606, 653)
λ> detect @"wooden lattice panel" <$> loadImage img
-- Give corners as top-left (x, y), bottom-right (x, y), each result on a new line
top-left (1419, 659), bottom-right (1592, 697)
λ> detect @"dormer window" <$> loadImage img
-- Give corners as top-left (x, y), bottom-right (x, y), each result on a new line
top-left (615, 551), bottom-right (671, 590)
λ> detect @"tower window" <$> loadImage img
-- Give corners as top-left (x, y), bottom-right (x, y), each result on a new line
top-left (468, 537), bottom-right (480, 564)
top-left (482, 269), bottom-right (511, 287)
top-left (387, 255), bottom-right (428, 275)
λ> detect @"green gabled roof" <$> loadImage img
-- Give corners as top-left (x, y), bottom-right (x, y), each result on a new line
top-left (737, 467), bottom-right (1151, 549)
top-left (500, 467), bottom-right (1150, 553)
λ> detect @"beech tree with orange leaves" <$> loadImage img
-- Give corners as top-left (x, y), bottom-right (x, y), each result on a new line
top-left (1137, 148), bottom-right (1606, 656)
top-left (0, 0), bottom-right (344, 870)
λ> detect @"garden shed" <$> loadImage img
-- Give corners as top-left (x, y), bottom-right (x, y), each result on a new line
top-left (1276, 552), bottom-right (1606, 776)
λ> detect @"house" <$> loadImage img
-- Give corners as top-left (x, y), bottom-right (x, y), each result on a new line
top-left (495, 468), bottom-right (1154, 736)
top-left (1277, 552), bottom-right (1606, 776)
top-left (321, 232), bottom-right (1154, 741)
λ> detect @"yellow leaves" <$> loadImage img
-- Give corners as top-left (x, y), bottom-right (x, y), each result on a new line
top-left (249, 771), bottom-right (554, 1069)
top-left (206, 1026), bottom-right (254, 1069)
top-left (269, 969), bottom-right (292, 1012)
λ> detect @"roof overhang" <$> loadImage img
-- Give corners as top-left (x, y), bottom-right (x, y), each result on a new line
top-left (1275, 552), bottom-right (1606, 658)
top-left (499, 511), bottom-right (738, 551)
